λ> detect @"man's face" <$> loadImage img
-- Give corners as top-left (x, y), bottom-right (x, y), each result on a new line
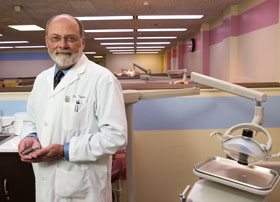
top-left (45, 16), bottom-right (85, 69)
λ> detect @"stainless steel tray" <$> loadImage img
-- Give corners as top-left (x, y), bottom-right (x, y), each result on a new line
top-left (193, 156), bottom-right (279, 195)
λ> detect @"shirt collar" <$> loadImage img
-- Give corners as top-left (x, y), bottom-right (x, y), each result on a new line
top-left (54, 64), bottom-right (69, 78)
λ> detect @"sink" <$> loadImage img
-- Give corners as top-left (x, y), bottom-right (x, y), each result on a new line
top-left (0, 133), bottom-right (16, 145)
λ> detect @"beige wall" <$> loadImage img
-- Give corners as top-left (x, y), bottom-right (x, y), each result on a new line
top-left (209, 38), bottom-right (231, 81)
top-left (106, 54), bottom-right (163, 74)
top-left (235, 24), bottom-right (280, 82)
top-left (134, 129), bottom-right (225, 202)
top-left (184, 49), bottom-right (201, 75)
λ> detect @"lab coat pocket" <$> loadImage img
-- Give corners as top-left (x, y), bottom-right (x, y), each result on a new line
top-left (63, 102), bottom-right (88, 131)
top-left (55, 167), bottom-right (90, 198)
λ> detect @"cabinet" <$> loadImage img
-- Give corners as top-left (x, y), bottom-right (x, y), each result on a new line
top-left (0, 153), bottom-right (35, 202)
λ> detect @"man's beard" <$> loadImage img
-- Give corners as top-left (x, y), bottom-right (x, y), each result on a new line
top-left (49, 48), bottom-right (81, 68)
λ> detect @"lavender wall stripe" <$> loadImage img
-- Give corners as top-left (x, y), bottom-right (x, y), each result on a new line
top-left (133, 96), bottom-right (280, 131)
top-left (209, 0), bottom-right (279, 46)
top-left (0, 52), bottom-right (51, 61)
top-left (237, 0), bottom-right (279, 35)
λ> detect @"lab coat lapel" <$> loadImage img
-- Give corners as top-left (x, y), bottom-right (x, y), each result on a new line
top-left (51, 54), bottom-right (87, 96)
top-left (47, 67), bottom-right (55, 97)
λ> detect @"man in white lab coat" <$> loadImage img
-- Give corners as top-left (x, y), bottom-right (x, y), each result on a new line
top-left (18, 14), bottom-right (127, 202)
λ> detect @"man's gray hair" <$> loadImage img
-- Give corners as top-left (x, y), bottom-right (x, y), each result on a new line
top-left (45, 14), bottom-right (84, 37)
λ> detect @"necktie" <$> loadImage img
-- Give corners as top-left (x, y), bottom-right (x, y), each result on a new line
top-left (54, 70), bottom-right (64, 89)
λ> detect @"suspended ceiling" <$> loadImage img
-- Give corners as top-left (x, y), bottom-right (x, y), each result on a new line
top-left (0, 0), bottom-right (244, 55)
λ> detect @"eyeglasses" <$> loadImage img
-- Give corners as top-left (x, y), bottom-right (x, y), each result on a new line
top-left (48, 35), bottom-right (79, 43)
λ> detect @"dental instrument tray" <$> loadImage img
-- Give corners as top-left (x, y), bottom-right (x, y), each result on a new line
top-left (193, 156), bottom-right (279, 195)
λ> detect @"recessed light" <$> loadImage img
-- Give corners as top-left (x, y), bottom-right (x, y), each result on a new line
top-left (136, 49), bottom-right (162, 51)
top-left (138, 15), bottom-right (204, 20)
top-left (85, 29), bottom-right (134, 33)
top-left (0, 41), bottom-right (29, 44)
top-left (137, 36), bottom-right (177, 39)
top-left (94, 37), bottom-right (134, 40)
top-left (136, 42), bottom-right (170, 45)
top-left (136, 46), bottom-right (165, 49)
top-left (136, 52), bottom-right (159, 54)
top-left (0, 34), bottom-right (3, 37)
top-left (76, 16), bottom-right (133, 21)
top-left (0, 46), bottom-right (14, 49)
top-left (84, 52), bottom-right (96, 54)
top-left (112, 52), bottom-right (135, 54)
top-left (109, 49), bottom-right (135, 52)
top-left (100, 42), bottom-right (134, 45)
top-left (15, 46), bottom-right (46, 49)
top-left (137, 28), bottom-right (187, 32)
top-left (8, 25), bottom-right (44, 31)
top-left (106, 46), bottom-right (134, 49)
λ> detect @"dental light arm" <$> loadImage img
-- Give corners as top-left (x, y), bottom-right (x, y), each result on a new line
top-left (167, 69), bottom-right (188, 82)
top-left (191, 72), bottom-right (267, 102)
top-left (191, 72), bottom-right (267, 126)
top-left (133, 63), bottom-right (152, 74)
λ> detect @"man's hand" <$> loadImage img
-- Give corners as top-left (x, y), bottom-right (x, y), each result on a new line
top-left (30, 144), bottom-right (64, 163)
top-left (19, 137), bottom-right (64, 163)
top-left (18, 136), bottom-right (41, 162)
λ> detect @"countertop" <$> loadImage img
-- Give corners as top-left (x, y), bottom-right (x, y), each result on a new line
top-left (0, 135), bottom-right (20, 153)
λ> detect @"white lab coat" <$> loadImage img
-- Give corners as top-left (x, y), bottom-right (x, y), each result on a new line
top-left (21, 54), bottom-right (127, 202)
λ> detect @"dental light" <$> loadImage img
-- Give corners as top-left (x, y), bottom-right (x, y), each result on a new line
top-left (191, 72), bottom-right (280, 164)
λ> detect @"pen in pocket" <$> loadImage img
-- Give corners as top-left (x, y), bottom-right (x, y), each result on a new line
top-left (74, 100), bottom-right (80, 112)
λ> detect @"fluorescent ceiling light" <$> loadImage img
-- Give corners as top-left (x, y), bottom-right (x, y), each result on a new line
top-left (136, 49), bottom-right (162, 51)
top-left (100, 42), bottom-right (134, 45)
top-left (85, 29), bottom-right (134, 33)
top-left (84, 52), bottom-right (96, 54)
top-left (76, 16), bottom-right (133, 21)
top-left (109, 49), bottom-right (135, 52)
top-left (137, 28), bottom-right (187, 32)
top-left (112, 52), bottom-right (135, 54)
top-left (94, 56), bottom-right (103, 58)
top-left (137, 36), bottom-right (177, 39)
top-left (0, 41), bottom-right (29, 44)
top-left (136, 42), bottom-right (170, 45)
top-left (136, 52), bottom-right (158, 53)
top-left (0, 46), bottom-right (14, 49)
top-left (138, 15), bottom-right (204, 19)
top-left (15, 46), bottom-right (46, 49)
top-left (8, 25), bottom-right (44, 31)
top-left (136, 46), bottom-right (165, 49)
top-left (94, 37), bottom-right (134, 40)
top-left (106, 46), bottom-right (134, 49)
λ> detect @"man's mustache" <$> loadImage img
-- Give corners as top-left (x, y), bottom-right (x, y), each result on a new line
top-left (54, 49), bottom-right (72, 55)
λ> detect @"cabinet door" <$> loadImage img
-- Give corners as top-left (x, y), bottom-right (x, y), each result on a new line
top-left (0, 153), bottom-right (35, 202)
top-left (0, 160), bottom-right (4, 202)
